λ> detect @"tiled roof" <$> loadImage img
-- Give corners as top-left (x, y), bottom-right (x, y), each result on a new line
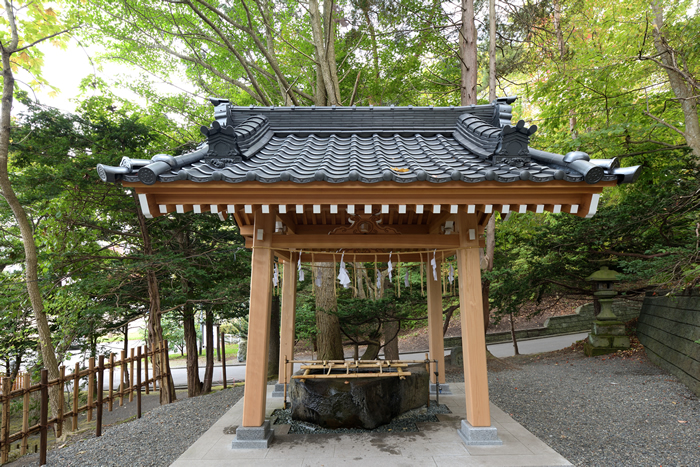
top-left (97, 97), bottom-right (640, 186)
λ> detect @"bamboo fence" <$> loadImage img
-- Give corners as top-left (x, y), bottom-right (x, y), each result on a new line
top-left (0, 373), bottom-right (27, 393)
top-left (0, 341), bottom-right (172, 466)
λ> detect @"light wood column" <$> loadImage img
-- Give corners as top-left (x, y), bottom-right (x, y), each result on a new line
top-left (241, 210), bottom-right (275, 427)
top-left (455, 211), bottom-right (491, 427)
top-left (427, 256), bottom-right (446, 384)
top-left (278, 253), bottom-right (298, 384)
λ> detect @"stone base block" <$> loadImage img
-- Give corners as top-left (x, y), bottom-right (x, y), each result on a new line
top-left (430, 383), bottom-right (452, 395)
top-left (593, 320), bottom-right (626, 336)
top-left (232, 421), bottom-right (274, 449)
top-left (583, 342), bottom-right (629, 357)
top-left (457, 420), bottom-right (503, 446)
top-left (271, 383), bottom-right (286, 398)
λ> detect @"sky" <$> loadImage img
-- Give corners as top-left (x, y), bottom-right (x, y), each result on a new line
top-left (15, 39), bottom-right (142, 114)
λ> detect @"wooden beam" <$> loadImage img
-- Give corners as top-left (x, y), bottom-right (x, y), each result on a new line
top-left (127, 180), bottom-right (612, 208)
top-left (271, 234), bottom-right (460, 250)
top-left (279, 255), bottom-right (298, 384)
top-left (241, 210), bottom-right (275, 427)
top-left (276, 212), bottom-right (298, 234)
top-left (427, 212), bottom-right (454, 235)
top-left (455, 212), bottom-right (491, 427)
top-left (427, 256), bottom-right (446, 385)
top-left (293, 224), bottom-right (431, 236)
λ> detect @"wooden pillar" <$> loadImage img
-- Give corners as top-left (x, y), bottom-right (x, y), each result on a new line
top-left (278, 253), bottom-right (298, 384)
top-left (241, 210), bottom-right (275, 427)
top-left (455, 211), bottom-right (491, 427)
top-left (427, 256), bottom-right (446, 384)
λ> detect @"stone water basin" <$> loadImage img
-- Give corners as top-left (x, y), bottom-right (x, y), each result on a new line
top-left (288, 363), bottom-right (429, 429)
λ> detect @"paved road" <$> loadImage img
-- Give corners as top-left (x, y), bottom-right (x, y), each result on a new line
top-left (94, 332), bottom-right (588, 389)
top-left (487, 332), bottom-right (588, 358)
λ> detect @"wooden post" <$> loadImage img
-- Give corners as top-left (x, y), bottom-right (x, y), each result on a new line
top-left (129, 348), bottom-right (135, 403)
top-left (96, 356), bottom-right (104, 437)
top-left (151, 343), bottom-right (158, 391)
top-left (221, 331), bottom-right (227, 389)
top-left (21, 373), bottom-right (29, 455)
top-left (427, 255), bottom-right (446, 385)
top-left (57, 366), bottom-right (65, 438)
top-left (242, 210), bottom-right (275, 427)
top-left (455, 211), bottom-right (491, 427)
top-left (137, 347), bottom-right (142, 418)
top-left (119, 350), bottom-right (126, 406)
top-left (72, 362), bottom-right (79, 431)
top-left (39, 369), bottom-right (48, 466)
top-left (1, 377), bottom-right (10, 464)
top-left (87, 357), bottom-right (95, 422)
top-left (279, 255), bottom-right (298, 385)
top-left (108, 353), bottom-right (114, 412)
top-left (144, 345), bottom-right (149, 395)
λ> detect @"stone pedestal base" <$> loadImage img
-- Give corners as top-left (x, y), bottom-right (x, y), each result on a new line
top-left (457, 420), bottom-right (502, 446)
top-left (232, 421), bottom-right (274, 449)
top-left (430, 383), bottom-right (452, 395)
top-left (584, 320), bottom-right (630, 357)
top-left (271, 383), bottom-right (286, 398)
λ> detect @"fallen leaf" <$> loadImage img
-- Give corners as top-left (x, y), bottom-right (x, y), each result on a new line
top-left (678, 420), bottom-right (688, 423)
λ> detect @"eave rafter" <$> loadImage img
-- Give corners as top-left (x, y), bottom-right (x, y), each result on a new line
top-left (127, 180), bottom-right (609, 262)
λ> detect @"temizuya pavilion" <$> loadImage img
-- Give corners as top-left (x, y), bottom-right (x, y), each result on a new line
top-left (97, 97), bottom-right (640, 447)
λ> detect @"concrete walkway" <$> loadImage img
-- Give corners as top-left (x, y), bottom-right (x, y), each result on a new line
top-left (172, 384), bottom-right (572, 467)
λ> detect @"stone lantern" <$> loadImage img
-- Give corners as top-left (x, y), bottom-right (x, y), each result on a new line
top-left (583, 266), bottom-right (630, 356)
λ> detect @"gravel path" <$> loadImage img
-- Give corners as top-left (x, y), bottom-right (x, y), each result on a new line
top-left (10, 346), bottom-right (698, 466)
top-left (484, 350), bottom-right (700, 467)
top-left (45, 386), bottom-right (244, 467)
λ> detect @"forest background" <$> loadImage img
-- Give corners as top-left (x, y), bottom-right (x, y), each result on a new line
top-left (1, 0), bottom-right (699, 416)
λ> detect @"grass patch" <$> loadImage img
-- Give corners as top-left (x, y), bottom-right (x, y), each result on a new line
top-left (168, 344), bottom-right (239, 364)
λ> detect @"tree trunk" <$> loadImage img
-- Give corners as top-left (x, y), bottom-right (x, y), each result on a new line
top-left (268, 294), bottom-right (281, 379)
top-left (509, 313), bottom-right (519, 356)
top-left (134, 193), bottom-right (175, 404)
top-left (314, 262), bottom-right (344, 360)
top-left (216, 326), bottom-right (221, 362)
top-left (0, 47), bottom-right (61, 419)
top-left (309, 0), bottom-right (340, 105)
top-left (382, 319), bottom-right (400, 360)
top-left (650, 2), bottom-right (700, 161)
top-left (183, 313), bottom-right (203, 397)
top-left (123, 325), bottom-right (130, 387)
top-left (481, 214), bottom-right (496, 333)
top-left (488, 0), bottom-right (496, 103)
top-left (459, 0), bottom-right (478, 105)
top-left (360, 340), bottom-right (380, 360)
top-left (202, 308), bottom-right (214, 394)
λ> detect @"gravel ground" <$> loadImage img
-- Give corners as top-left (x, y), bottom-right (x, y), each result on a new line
top-left (44, 386), bottom-right (244, 467)
top-left (9, 345), bottom-right (698, 467)
top-left (483, 349), bottom-right (700, 467)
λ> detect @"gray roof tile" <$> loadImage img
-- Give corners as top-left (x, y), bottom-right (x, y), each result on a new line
top-left (98, 98), bottom-right (641, 187)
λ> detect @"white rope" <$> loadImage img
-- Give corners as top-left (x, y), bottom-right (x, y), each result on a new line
top-left (337, 252), bottom-right (351, 288)
top-left (387, 251), bottom-right (393, 283)
top-left (297, 250), bottom-right (304, 281)
top-left (315, 266), bottom-right (322, 288)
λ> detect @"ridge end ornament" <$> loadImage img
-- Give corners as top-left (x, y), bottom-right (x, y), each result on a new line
top-left (328, 214), bottom-right (401, 235)
top-left (201, 119), bottom-right (245, 164)
top-left (493, 119), bottom-right (537, 166)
